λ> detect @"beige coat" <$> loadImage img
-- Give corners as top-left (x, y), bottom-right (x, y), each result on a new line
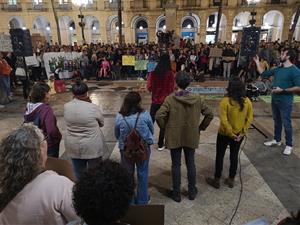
top-left (64, 99), bottom-right (110, 159)
top-left (0, 171), bottom-right (79, 225)
top-left (156, 92), bottom-right (214, 150)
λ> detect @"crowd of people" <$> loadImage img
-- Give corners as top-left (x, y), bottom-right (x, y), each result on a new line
top-left (1, 41), bottom-right (300, 224)
top-left (1, 39), bottom-right (300, 103)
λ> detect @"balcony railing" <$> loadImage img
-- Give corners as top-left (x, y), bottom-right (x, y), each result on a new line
top-left (209, 0), bottom-right (228, 7)
top-left (104, 1), bottom-right (123, 10)
top-left (1, 2), bottom-right (22, 11)
top-left (181, 0), bottom-right (200, 8)
top-left (156, 0), bottom-right (168, 8)
top-left (130, 1), bottom-right (148, 9)
top-left (27, 2), bottom-right (48, 11)
top-left (266, 0), bottom-right (287, 4)
top-left (54, 1), bottom-right (72, 10)
top-left (84, 2), bottom-right (97, 10)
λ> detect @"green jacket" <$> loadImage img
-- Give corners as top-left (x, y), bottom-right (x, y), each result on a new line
top-left (155, 92), bottom-right (214, 150)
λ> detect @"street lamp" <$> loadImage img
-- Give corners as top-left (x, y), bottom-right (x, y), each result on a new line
top-left (247, 0), bottom-right (260, 26)
top-left (72, 0), bottom-right (89, 43)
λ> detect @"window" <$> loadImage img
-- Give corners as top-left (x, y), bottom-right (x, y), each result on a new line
top-left (8, 0), bottom-right (17, 5)
top-left (182, 19), bottom-right (194, 28)
top-left (59, 0), bottom-right (68, 4)
top-left (34, 0), bottom-right (42, 4)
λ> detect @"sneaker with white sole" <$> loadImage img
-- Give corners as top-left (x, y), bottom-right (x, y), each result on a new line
top-left (283, 146), bottom-right (293, 155)
top-left (264, 140), bottom-right (282, 147)
top-left (158, 146), bottom-right (165, 151)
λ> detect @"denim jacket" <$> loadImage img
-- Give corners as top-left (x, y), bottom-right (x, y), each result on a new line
top-left (115, 111), bottom-right (154, 151)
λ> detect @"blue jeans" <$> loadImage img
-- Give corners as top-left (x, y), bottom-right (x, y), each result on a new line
top-left (48, 143), bottom-right (60, 158)
top-left (272, 99), bottom-right (293, 147)
top-left (120, 148), bottom-right (150, 205)
top-left (71, 157), bottom-right (102, 180)
top-left (0, 75), bottom-right (11, 97)
top-left (170, 147), bottom-right (196, 193)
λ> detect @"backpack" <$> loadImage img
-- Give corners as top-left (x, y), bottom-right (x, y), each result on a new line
top-left (123, 113), bottom-right (148, 163)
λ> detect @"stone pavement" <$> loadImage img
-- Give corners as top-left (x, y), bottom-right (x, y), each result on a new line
top-left (0, 80), bottom-right (299, 225)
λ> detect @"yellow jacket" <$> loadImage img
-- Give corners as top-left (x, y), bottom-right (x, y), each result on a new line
top-left (218, 97), bottom-right (253, 138)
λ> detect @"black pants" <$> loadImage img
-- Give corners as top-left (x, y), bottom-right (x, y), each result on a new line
top-left (19, 78), bottom-right (29, 99)
top-left (214, 133), bottom-right (243, 179)
top-left (31, 66), bottom-right (42, 81)
top-left (150, 103), bottom-right (165, 148)
top-left (170, 147), bottom-right (196, 193)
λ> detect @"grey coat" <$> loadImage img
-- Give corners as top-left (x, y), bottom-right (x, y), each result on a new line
top-left (64, 99), bottom-right (110, 159)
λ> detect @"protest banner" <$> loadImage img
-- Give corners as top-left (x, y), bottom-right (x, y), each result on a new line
top-left (147, 61), bottom-right (157, 73)
top-left (135, 60), bottom-right (148, 71)
top-left (122, 55), bottom-right (135, 66)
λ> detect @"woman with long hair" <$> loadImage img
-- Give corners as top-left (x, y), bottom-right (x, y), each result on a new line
top-left (114, 91), bottom-right (154, 205)
top-left (0, 124), bottom-right (78, 224)
top-left (64, 79), bottom-right (109, 180)
top-left (147, 53), bottom-right (175, 151)
top-left (206, 77), bottom-right (253, 189)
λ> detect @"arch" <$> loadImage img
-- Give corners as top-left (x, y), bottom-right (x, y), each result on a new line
top-left (84, 15), bottom-right (100, 43)
top-left (156, 14), bottom-right (166, 32)
top-left (106, 15), bottom-right (119, 43)
top-left (206, 12), bottom-right (227, 43)
top-left (181, 13), bottom-right (200, 42)
top-left (9, 16), bottom-right (25, 29)
top-left (232, 11), bottom-right (251, 43)
top-left (32, 16), bottom-right (51, 43)
top-left (262, 10), bottom-right (284, 41)
top-left (58, 16), bottom-right (77, 45)
top-left (131, 15), bottom-right (149, 43)
top-left (290, 13), bottom-right (300, 41)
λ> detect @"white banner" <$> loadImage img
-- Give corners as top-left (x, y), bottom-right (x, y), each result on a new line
top-left (43, 52), bottom-right (82, 79)
top-left (0, 34), bottom-right (13, 52)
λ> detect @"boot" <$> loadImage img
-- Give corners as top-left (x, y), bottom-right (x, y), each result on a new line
top-left (188, 187), bottom-right (198, 200)
top-left (205, 177), bottom-right (220, 189)
top-left (224, 178), bottom-right (234, 188)
top-left (166, 189), bottom-right (181, 202)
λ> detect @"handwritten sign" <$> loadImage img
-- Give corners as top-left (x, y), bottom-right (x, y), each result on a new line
top-left (122, 55), bottom-right (135, 66)
top-left (186, 86), bottom-right (226, 94)
top-left (135, 60), bottom-right (148, 71)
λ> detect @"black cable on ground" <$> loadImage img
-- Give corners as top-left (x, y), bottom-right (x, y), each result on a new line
top-left (229, 136), bottom-right (248, 225)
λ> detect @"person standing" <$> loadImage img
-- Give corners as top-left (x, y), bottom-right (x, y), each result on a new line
top-left (254, 49), bottom-right (300, 155)
top-left (147, 53), bottom-right (175, 151)
top-left (206, 78), bottom-right (253, 189)
top-left (0, 52), bottom-right (12, 101)
top-left (24, 83), bottom-right (62, 158)
top-left (114, 92), bottom-right (154, 205)
top-left (64, 79), bottom-right (109, 180)
top-left (155, 72), bottom-right (214, 202)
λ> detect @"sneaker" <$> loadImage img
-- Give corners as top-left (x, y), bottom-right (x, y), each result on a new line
top-left (166, 190), bottom-right (181, 202)
top-left (205, 177), bottom-right (220, 189)
top-left (224, 178), bottom-right (234, 188)
top-left (158, 146), bottom-right (165, 151)
top-left (264, 139), bottom-right (282, 147)
top-left (188, 187), bottom-right (198, 200)
top-left (283, 146), bottom-right (293, 155)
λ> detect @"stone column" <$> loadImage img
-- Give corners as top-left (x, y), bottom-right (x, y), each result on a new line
top-left (199, 11), bottom-right (208, 43)
top-left (165, 0), bottom-right (178, 35)
top-left (225, 10), bottom-right (235, 43)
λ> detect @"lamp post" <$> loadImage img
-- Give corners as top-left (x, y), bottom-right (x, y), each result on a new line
top-left (246, 0), bottom-right (260, 26)
top-left (72, 0), bottom-right (88, 44)
top-left (118, 0), bottom-right (123, 45)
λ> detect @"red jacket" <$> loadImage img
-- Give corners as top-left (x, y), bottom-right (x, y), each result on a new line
top-left (147, 70), bottom-right (175, 104)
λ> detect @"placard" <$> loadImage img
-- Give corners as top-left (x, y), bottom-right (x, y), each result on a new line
top-left (122, 55), bottom-right (135, 66)
top-left (147, 61), bottom-right (157, 73)
top-left (209, 47), bottom-right (223, 58)
top-left (0, 34), bottom-right (13, 52)
top-left (135, 60), bottom-right (148, 71)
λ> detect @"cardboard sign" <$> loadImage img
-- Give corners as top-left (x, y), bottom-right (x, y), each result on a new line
top-left (25, 55), bottom-right (38, 66)
top-left (135, 60), bottom-right (148, 71)
top-left (122, 55), bottom-right (135, 66)
top-left (147, 61), bottom-right (157, 73)
top-left (222, 56), bottom-right (236, 61)
top-left (209, 48), bottom-right (223, 58)
top-left (0, 34), bottom-right (13, 52)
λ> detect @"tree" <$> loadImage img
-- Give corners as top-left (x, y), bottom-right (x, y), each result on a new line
top-left (288, 5), bottom-right (300, 43)
top-left (215, 0), bottom-right (223, 43)
top-left (50, 0), bottom-right (61, 45)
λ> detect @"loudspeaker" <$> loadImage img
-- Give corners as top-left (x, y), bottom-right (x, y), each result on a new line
top-left (240, 27), bottom-right (261, 57)
top-left (9, 29), bottom-right (33, 57)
